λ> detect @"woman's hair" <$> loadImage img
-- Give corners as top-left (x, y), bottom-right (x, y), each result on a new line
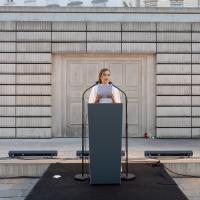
top-left (98, 68), bottom-right (111, 83)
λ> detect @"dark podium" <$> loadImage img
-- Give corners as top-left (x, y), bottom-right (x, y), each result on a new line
top-left (88, 103), bottom-right (123, 185)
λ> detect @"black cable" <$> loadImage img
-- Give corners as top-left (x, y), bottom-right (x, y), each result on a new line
top-left (0, 156), bottom-right (83, 160)
top-left (0, 157), bottom-right (10, 160)
top-left (156, 182), bottom-right (176, 186)
top-left (153, 159), bottom-right (200, 178)
top-left (0, 176), bottom-right (40, 179)
top-left (164, 165), bottom-right (200, 178)
top-left (9, 157), bottom-right (57, 160)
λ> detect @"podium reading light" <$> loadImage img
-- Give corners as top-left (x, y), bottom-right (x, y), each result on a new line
top-left (74, 81), bottom-right (98, 181)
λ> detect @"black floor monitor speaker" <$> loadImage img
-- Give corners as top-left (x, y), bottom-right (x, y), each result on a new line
top-left (144, 150), bottom-right (193, 157)
top-left (76, 150), bottom-right (125, 158)
top-left (8, 150), bottom-right (57, 158)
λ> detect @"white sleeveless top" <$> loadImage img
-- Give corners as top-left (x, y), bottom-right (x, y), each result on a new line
top-left (88, 84), bottom-right (121, 104)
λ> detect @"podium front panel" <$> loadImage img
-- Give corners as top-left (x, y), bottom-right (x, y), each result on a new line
top-left (88, 103), bottom-right (123, 185)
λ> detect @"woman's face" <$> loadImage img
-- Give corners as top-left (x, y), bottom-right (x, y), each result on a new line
top-left (100, 70), bottom-right (111, 84)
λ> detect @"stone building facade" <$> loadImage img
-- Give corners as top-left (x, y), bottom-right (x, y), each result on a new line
top-left (0, 7), bottom-right (200, 138)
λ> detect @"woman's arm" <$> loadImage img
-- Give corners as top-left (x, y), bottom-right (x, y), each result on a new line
top-left (88, 86), bottom-right (96, 103)
top-left (94, 94), bottom-right (102, 103)
top-left (88, 86), bottom-right (102, 103)
top-left (112, 87), bottom-right (121, 103)
top-left (107, 94), bottom-right (116, 103)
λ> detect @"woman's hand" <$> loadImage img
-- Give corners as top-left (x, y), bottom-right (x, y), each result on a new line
top-left (95, 94), bottom-right (102, 103)
top-left (107, 94), bottom-right (115, 103)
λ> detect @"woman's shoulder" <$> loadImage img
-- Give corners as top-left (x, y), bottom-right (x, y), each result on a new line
top-left (112, 85), bottom-right (119, 92)
top-left (91, 85), bottom-right (98, 91)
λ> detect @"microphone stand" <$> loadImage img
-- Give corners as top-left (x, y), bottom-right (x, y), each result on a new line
top-left (111, 82), bottom-right (136, 180)
top-left (74, 82), bottom-right (98, 181)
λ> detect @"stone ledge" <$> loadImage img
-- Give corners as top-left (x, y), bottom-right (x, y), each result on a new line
top-left (0, 158), bottom-right (200, 178)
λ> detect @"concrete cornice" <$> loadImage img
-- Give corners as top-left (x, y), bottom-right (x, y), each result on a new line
top-left (0, 6), bottom-right (200, 13)
top-left (0, 6), bottom-right (200, 22)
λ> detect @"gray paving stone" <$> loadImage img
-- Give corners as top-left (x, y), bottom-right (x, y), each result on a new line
top-left (174, 178), bottom-right (200, 200)
top-left (0, 178), bottom-right (39, 200)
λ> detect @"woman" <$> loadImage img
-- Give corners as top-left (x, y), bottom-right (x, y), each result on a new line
top-left (88, 68), bottom-right (121, 103)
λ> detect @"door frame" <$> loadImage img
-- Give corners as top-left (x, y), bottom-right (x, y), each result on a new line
top-left (52, 53), bottom-right (156, 138)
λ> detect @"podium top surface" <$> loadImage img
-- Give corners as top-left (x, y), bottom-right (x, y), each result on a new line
top-left (88, 103), bottom-right (123, 106)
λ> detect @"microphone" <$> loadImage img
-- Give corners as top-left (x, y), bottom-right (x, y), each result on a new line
top-left (109, 81), bottom-right (134, 180)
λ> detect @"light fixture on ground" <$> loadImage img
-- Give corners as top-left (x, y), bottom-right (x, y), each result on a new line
top-left (144, 150), bottom-right (193, 158)
top-left (8, 150), bottom-right (57, 158)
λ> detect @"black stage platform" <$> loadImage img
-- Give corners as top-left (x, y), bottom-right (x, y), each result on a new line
top-left (26, 163), bottom-right (188, 200)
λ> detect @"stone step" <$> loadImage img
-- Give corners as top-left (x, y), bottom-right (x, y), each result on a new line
top-left (0, 158), bottom-right (200, 178)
